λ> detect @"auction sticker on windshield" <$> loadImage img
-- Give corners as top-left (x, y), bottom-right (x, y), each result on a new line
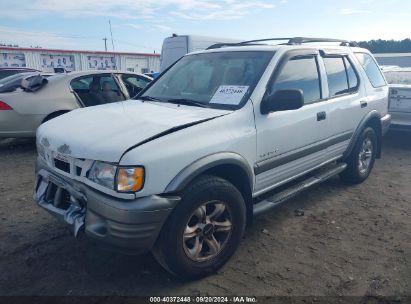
top-left (210, 85), bottom-right (249, 105)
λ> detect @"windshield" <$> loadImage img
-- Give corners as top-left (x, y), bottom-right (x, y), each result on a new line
top-left (384, 71), bottom-right (411, 85)
top-left (140, 51), bottom-right (274, 110)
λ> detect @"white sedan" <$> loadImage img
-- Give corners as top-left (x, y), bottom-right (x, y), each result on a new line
top-left (0, 70), bottom-right (152, 138)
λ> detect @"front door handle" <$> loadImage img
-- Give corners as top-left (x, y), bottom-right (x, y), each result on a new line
top-left (317, 111), bottom-right (327, 121)
top-left (360, 100), bottom-right (368, 108)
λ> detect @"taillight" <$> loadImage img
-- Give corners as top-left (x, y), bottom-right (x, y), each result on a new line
top-left (0, 101), bottom-right (12, 110)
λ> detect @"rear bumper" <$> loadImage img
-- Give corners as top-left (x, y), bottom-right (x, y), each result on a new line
top-left (389, 111), bottom-right (411, 132)
top-left (0, 111), bottom-right (43, 138)
top-left (33, 158), bottom-right (180, 254)
top-left (381, 114), bottom-right (391, 136)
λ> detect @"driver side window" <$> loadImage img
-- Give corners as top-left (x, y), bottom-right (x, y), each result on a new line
top-left (271, 56), bottom-right (322, 104)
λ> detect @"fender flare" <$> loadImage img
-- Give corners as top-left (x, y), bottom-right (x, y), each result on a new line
top-left (343, 110), bottom-right (382, 160)
top-left (164, 152), bottom-right (254, 194)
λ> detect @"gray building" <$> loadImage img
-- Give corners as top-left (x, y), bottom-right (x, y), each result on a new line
top-left (0, 46), bottom-right (160, 73)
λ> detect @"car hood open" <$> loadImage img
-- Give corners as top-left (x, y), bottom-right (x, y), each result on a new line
top-left (37, 100), bottom-right (230, 162)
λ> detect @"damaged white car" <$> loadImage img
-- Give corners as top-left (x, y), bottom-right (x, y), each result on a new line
top-left (34, 37), bottom-right (390, 279)
top-left (383, 67), bottom-right (411, 132)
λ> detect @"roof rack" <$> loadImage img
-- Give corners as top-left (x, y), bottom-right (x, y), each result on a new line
top-left (206, 37), bottom-right (359, 50)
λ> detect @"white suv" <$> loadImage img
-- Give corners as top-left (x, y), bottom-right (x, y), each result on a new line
top-left (34, 37), bottom-right (391, 279)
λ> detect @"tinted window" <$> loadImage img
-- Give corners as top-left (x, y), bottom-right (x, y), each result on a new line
top-left (323, 57), bottom-right (349, 97)
top-left (121, 74), bottom-right (150, 97)
top-left (344, 57), bottom-right (359, 90)
top-left (100, 76), bottom-right (125, 103)
top-left (100, 76), bottom-right (121, 93)
top-left (71, 77), bottom-right (92, 90)
top-left (0, 70), bottom-right (19, 80)
top-left (355, 53), bottom-right (386, 87)
top-left (271, 56), bottom-right (321, 104)
top-left (71, 75), bottom-right (124, 107)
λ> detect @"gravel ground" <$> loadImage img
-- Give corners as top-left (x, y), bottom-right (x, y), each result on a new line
top-left (0, 132), bottom-right (410, 297)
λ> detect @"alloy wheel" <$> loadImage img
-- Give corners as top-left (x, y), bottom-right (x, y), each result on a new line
top-left (183, 200), bottom-right (232, 262)
top-left (358, 137), bottom-right (373, 175)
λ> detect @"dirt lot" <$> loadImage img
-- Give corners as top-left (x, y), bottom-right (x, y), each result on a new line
top-left (0, 132), bottom-right (410, 297)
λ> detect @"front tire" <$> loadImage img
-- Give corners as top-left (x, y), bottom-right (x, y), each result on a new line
top-left (340, 127), bottom-right (377, 184)
top-left (153, 175), bottom-right (246, 279)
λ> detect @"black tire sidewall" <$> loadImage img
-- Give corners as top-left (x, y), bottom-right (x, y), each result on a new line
top-left (348, 127), bottom-right (377, 182)
top-left (157, 176), bottom-right (246, 279)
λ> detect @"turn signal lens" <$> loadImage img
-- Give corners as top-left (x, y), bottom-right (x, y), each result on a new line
top-left (0, 101), bottom-right (12, 110)
top-left (117, 167), bottom-right (145, 192)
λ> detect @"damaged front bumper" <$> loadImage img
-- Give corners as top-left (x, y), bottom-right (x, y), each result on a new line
top-left (33, 158), bottom-right (180, 253)
top-left (35, 169), bottom-right (86, 237)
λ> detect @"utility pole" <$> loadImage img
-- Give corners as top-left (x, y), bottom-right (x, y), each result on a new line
top-left (103, 37), bottom-right (108, 52)
top-left (109, 20), bottom-right (115, 52)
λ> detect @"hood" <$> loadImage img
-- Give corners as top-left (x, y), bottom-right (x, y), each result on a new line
top-left (37, 100), bottom-right (230, 162)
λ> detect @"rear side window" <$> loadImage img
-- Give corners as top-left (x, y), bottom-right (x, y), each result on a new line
top-left (344, 57), bottom-right (359, 90)
top-left (71, 75), bottom-right (125, 107)
top-left (323, 56), bottom-right (359, 97)
top-left (71, 77), bottom-right (92, 90)
top-left (354, 52), bottom-right (386, 87)
top-left (323, 57), bottom-right (349, 97)
top-left (271, 56), bottom-right (321, 104)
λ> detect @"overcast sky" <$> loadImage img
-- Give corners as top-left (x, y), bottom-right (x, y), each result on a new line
top-left (0, 0), bottom-right (410, 53)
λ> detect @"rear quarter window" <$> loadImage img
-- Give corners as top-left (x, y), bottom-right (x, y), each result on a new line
top-left (354, 52), bottom-right (386, 88)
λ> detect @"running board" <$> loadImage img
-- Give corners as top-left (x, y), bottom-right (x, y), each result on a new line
top-left (253, 162), bottom-right (347, 216)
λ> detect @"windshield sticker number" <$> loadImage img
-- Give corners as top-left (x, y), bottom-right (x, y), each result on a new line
top-left (210, 85), bottom-right (249, 105)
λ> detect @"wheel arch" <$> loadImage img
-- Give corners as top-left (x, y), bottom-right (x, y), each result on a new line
top-left (41, 110), bottom-right (70, 124)
top-left (164, 152), bottom-right (254, 225)
top-left (343, 110), bottom-right (382, 160)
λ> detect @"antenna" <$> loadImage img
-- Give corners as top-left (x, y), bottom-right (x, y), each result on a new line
top-left (109, 20), bottom-right (115, 52)
top-left (103, 37), bottom-right (108, 52)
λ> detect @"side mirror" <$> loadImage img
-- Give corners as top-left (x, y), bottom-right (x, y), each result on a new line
top-left (260, 89), bottom-right (304, 114)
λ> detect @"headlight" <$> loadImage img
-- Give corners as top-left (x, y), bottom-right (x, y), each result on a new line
top-left (37, 142), bottom-right (45, 160)
top-left (117, 167), bottom-right (145, 192)
top-left (88, 161), bottom-right (145, 193)
top-left (88, 161), bottom-right (117, 190)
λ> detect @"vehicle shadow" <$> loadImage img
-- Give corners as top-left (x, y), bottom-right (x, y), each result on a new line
top-left (0, 138), bottom-right (36, 155)
top-left (383, 130), bottom-right (411, 150)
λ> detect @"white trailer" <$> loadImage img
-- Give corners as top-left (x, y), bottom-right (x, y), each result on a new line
top-left (159, 34), bottom-right (242, 72)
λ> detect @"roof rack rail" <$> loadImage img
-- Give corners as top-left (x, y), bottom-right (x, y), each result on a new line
top-left (206, 37), bottom-right (359, 50)
top-left (288, 37), bottom-right (359, 47)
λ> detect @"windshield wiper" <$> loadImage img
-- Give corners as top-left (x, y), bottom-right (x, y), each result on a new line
top-left (139, 95), bottom-right (162, 102)
top-left (166, 98), bottom-right (208, 108)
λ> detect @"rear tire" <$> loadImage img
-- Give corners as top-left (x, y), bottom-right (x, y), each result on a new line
top-left (340, 127), bottom-right (377, 184)
top-left (153, 175), bottom-right (246, 279)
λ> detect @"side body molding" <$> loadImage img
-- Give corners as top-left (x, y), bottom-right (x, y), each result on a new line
top-left (343, 110), bottom-right (382, 160)
top-left (164, 152), bottom-right (254, 194)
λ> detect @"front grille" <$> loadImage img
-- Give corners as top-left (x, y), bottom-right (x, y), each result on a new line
top-left (54, 159), bottom-right (70, 173)
top-left (44, 181), bottom-right (71, 210)
top-left (76, 166), bottom-right (82, 176)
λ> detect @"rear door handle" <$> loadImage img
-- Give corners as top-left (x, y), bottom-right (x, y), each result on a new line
top-left (360, 100), bottom-right (368, 108)
top-left (317, 111), bottom-right (327, 121)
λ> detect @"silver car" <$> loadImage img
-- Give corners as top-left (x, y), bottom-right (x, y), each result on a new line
top-left (0, 70), bottom-right (152, 138)
top-left (384, 68), bottom-right (411, 132)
